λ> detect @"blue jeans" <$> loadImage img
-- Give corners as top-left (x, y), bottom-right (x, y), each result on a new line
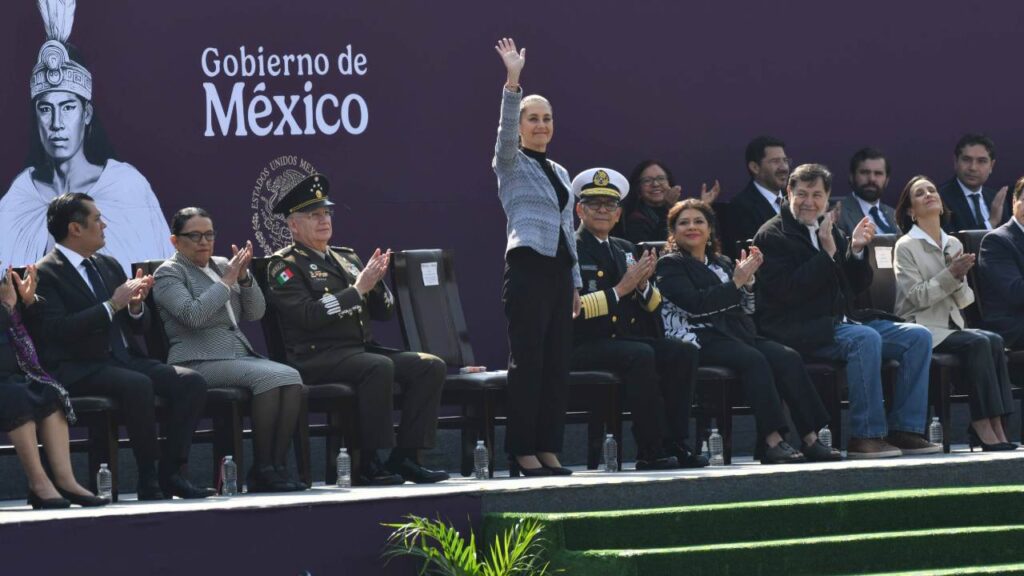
top-left (812, 320), bottom-right (932, 438)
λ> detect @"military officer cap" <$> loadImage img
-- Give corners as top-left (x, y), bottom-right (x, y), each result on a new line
top-left (571, 168), bottom-right (629, 203)
top-left (272, 173), bottom-right (335, 215)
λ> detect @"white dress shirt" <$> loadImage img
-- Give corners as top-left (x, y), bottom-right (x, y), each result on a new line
top-left (855, 195), bottom-right (894, 230)
top-left (754, 181), bottom-right (783, 214)
top-left (958, 178), bottom-right (992, 230)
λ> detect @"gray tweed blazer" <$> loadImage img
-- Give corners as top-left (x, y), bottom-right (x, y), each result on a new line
top-left (493, 87), bottom-right (582, 288)
top-left (152, 252), bottom-right (264, 365)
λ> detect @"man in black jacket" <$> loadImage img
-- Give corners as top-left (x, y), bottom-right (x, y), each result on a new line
top-left (938, 134), bottom-right (1011, 233)
top-left (569, 167), bottom-right (706, 469)
top-left (32, 193), bottom-right (212, 499)
top-left (729, 136), bottom-right (790, 251)
top-left (754, 164), bottom-right (938, 459)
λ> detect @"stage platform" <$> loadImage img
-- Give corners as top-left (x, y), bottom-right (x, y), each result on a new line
top-left (2, 445), bottom-right (1023, 575)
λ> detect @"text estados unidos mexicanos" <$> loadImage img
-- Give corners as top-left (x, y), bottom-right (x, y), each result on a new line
top-left (202, 45), bottom-right (368, 137)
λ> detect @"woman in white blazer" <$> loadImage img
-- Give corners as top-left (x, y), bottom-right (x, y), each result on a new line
top-left (154, 207), bottom-right (307, 491)
top-left (893, 176), bottom-right (1015, 451)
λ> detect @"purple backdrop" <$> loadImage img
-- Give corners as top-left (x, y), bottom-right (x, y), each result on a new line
top-left (2, 0), bottom-right (1021, 367)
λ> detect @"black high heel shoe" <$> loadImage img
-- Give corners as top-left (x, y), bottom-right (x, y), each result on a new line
top-left (966, 425), bottom-right (1017, 452)
top-left (508, 457), bottom-right (552, 478)
top-left (56, 487), bottom-right (110, 507)
top-left (27, 490), bottom-right (71, 510)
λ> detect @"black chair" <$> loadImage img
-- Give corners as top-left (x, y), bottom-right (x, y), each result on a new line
top-left (956, 230), bottom-right (1024, 440)
top-left (133, 260), bottom-right (269, 487)
top-left (390, 249), bottom-right (621, 475)
top-left (864, 235), bottom-right (963, 452)
top-left (251, 257), bottom-right (358, 485)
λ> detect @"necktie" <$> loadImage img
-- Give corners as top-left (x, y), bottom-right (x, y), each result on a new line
top-left (82, 258), bottom-right (129, 360)
top-left (774, 195), bottom-right (783, 213)
top-left (869, 206), bottom-right (895, 234)
top-left (968, 193), bottom-right (986, 229)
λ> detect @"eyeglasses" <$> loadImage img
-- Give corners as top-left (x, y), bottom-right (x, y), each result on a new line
top-left (638, 175), bottom-right (668, 186)
top-left (177, 231), bottom-right (217, 243)
top-left (582, 201), bottom-right (620, 212)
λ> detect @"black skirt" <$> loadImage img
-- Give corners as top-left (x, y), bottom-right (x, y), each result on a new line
top-left (0, 373), bottom-right (62, 433)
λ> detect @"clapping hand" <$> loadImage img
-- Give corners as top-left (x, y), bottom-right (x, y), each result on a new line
top-left (615, 248), bottom-right (656, 297)
top-left (818, 212), bottom-right (839, 257)
top-left (232, 241), bottom-right (254, 283)
top-left (495, 38), bottom-right (525, 87)
top-left (989, 186), bottom-right (1008, 226)
top-left (0, 266), bottom-right (16, 311)
top-left (851, 216), bottom-right (876, 253)
top-left (664, 185), bottom-right (682, 206)
top-left (700, 180), bottom-right (722, 204)
top-left (13, 265), bottom-right (37, 306)
top-left (354, 248), bottom-right (391, 296)
top-left (127, 268), bottom-right (154, 313)
top-left (732, 247), bottom-right (763, 288)
top-left (948, 251), bottom-right (976, 280)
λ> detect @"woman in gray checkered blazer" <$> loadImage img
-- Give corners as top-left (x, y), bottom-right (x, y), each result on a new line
top-left (153, 208), bottom-right (305, 492)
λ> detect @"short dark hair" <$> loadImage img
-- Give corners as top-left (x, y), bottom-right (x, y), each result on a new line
top-left (1013, 176), bottom-right (1024, 203)
top-left (666, 198), bottom-right (721, 257)
top-left (47, 192), bottom-right (95, 242)
top-left (745, 136), bottom-right (786, 173)
top-left (170, 207), bottom-right (213, 235)
top-left (788, 163), bottom-right (832, 194)
top-left (849, 147), bottom-right (890, 177)
top-left (894, 175), bottom-right (950, 234)
top-left (954, 133), bottom-right (996, 160)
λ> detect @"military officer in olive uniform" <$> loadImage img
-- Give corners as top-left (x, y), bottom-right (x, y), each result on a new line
top-left (265, 174), bottom-right (449, 485)
top-left (570, 168), bottom-right (707, 469)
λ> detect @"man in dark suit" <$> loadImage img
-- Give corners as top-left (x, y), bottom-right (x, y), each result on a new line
top-left (728, 137), bottom-right (790, 251)
top-left (836, 147), bottom-right (899, 236)
top-left (754, 164), bottom-right (938, 459)
top-left (938, 133), bottom-right (1011, 234)
top-left (32, 193), bottom-right (211, 499)
top-left (265, 174), bottom-right (448, 485)
top-left (568, 168), bottom-right (706, 470)
top-left (978, 178), bottom-right (1024, 349)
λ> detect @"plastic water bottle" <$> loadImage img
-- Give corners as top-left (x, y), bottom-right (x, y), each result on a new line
top-left (928, 417), bottom-right (943, 446)
top-left (708, 428), bottom-right (725, 466)
top-left (221, 456), bottom-right (237, 496)
top-left (700, 440), bottom-right (710, 461)
top-left (336, 448), bottom-right (352, 489)
top-left (603, 434), bottom-right (618, 472)
top-left (818, 425), bottom-right (833, 449)
top-left (473, 440), bottom-right (489, 480)
top-left (96, 463), bottom-right (112, 500)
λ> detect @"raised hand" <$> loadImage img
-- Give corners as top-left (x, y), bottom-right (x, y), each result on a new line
top-left (851, 216), bottom-right (876, 253)
top-left (948, 252), bottom-right (976, 280)
top-left (664, 185), bottom-right (682, 206)
top-left (495, 38), bottom-right (525, 86)
top-left (354, 248), bottom-right (390, 296)
top-left (12, 264), bottom-right (37, 306)
top-left (615, 255), bottom-right (651, 297)
top-left (989, 186), bottom-right (1008, 227)
top-left (700, 180), bottom-right (722, 204)
top-left (128, 268), bottom-right (154, 313)
top-left (818, 213), bottom-right (838, 257)
top-left (112, 272), bottom-right (148, 312)
top-left (0, 267), bottom-right (16, 310)
top-left (732, 248), bottom-right (763, 288)
top-left (231, 241), bottom-right (254, 282)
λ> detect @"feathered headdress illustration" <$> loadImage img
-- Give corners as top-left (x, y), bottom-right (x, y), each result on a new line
top-left (30, 0), bottom-right (93, 100)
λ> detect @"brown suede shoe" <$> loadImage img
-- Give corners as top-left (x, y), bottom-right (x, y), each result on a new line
top-left (846, 437), bottom-right (902, 459)
top-left (885, 431), bottom-right (942, 455)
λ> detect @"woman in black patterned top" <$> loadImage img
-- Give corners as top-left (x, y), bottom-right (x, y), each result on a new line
top-left (1, 265), bottom-right (107, 508)
top-left (656, 199), bottom-right (837, 464)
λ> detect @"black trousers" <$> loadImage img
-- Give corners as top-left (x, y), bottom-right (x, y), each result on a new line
top-left (697, 331), bottom-right (830, 441)
top-left (308, 348), bottom-right (446, 450)
top-left (571, 337), bottom-right (698, 450)
top-left (935, 329), bottom-right (1014, 420)
top-left (503, 248), bottom-right (573, 456)
top-left (69, 356), bottom-right (207, 479)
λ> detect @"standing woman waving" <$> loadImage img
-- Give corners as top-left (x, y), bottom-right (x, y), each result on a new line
top-left (493, 38), bottom-right (581, 476)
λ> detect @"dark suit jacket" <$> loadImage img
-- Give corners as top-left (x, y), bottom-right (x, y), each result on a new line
top-left (837, 194), bottom-right (898, 236)
top-left (978, 219), bottom-right (1024, 347)
top-left (622, 203), bottom-right (668, 245)
top-left (655, 251), bottom-right (758, 344)
top-left (753, 206), bottom-right (880, 353)
top-left (938, 177), bottom-right (1010, 233)
top-left (730, 180), bottom-right (781, 248)
top-left (32, 248), bottom-right (151, 385)
top-left (573, 228), bottom-right (662, 345)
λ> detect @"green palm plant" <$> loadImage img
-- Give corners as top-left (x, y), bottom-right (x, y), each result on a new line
top-left (381, 514), bottom-right (558, 575)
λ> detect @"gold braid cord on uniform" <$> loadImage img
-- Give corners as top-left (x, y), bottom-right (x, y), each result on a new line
top-left (643, 287), bottom-right (662, 313)
top-left (580, 291), bottom-right (609, 319)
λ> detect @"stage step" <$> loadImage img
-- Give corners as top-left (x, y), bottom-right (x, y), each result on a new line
top-left (485, 486), bottom-right (1024, 575)
top-left (862, 563), bottom-right (1024, 575)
